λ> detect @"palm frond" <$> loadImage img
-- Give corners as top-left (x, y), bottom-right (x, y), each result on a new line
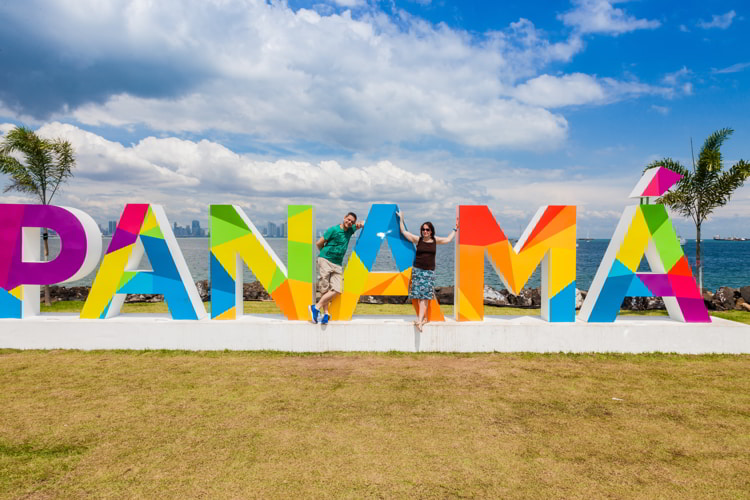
top-left (697, 127), bottom-right (732, 173)
top-left (700, 127), bottom-right (733, 155)
top-left (0, 125), bottom-right (76, 205)
top-left (46, 139), bottom-right (76, 203)
top-left (705, 161), bottom-right (750, 210)
top-left (644, 157), bottom-right (689, 177)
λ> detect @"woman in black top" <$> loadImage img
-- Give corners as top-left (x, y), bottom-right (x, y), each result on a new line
top-left (397, 212), bottom-right (458, 331)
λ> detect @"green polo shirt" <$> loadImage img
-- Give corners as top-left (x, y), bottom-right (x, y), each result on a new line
top-left (319, 224), bottom-right (356, 266)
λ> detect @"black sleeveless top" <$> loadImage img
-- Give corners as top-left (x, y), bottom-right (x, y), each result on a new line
top-left (413, 238), bottom-right (436, 271)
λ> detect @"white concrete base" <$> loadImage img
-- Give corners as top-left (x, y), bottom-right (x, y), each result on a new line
top-left (1, 315), bottom-right (748, 353)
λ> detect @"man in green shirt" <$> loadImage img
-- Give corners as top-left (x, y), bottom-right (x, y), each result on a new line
top-left (309, 212), bottom-right (364, 324)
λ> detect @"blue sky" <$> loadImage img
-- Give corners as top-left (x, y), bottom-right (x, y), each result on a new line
top-left (0, 0), bottom-right (748, 239)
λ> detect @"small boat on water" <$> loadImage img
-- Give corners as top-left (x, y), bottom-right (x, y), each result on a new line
top-left (713, 235), bottom-right (748, 241)
top-left (678, 236), bottom-right (686, 245)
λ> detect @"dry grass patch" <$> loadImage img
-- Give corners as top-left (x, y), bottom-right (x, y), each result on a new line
top-left (1, 351), bottom-right (750, 498)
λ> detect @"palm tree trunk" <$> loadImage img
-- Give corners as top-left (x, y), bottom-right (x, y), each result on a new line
top-left (43, 228), bottom-right (51, 306)
top-left (696, 224), bottom-right (702, 292)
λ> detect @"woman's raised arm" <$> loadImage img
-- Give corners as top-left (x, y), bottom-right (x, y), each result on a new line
top-left (396, 211), bottom-right (419, 244)
top-left (435, 216), bottom-right (459, 245)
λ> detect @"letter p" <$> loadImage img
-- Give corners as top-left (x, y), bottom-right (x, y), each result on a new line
top-left (0, 204), bottom-right (102, 318)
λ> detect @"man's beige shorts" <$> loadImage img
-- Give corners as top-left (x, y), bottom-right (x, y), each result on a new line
top-left (317, 257), bottom-right (343, 294)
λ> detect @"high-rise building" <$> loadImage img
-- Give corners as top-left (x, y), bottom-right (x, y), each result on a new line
top-left (192, 220), bottom-right (201, 237)
top-left (281, 222), bottom-right (287, 238)
top-left (108, 220), bottom-right (117, 235)
top-left (267, 222), bottom-right (277, 238)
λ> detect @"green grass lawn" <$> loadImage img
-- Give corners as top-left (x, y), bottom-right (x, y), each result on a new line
top-left (39, 300), bottom-right (750, 325)
top-left (1, 350), bottom-right (749, 498)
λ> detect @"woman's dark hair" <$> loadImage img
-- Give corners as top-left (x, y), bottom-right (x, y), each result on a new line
top-left (419, 221), bottom-right (435, 239)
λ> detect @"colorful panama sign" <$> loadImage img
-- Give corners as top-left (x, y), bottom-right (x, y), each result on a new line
top-left (0, 167), bottom-right (710, 323)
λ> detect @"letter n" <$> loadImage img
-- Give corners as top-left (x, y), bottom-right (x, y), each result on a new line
top-left (209, 205), bottom-right (314, 320)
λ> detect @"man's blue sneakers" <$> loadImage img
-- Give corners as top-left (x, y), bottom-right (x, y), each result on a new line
top-left (321, 313), bottom-right (330, 325)
top-left (308, 304), bottom-right (319, 324)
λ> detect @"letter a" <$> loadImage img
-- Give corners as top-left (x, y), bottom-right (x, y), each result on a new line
top-left (81, 204), bottom-right (206, 320)
top-left (579, 167), bottom-right (710, 323)
top-left (328, 204), bottom-right (445, 322)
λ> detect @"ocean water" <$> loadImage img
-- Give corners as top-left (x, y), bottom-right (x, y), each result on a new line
top-left (46, 237), bottom-right (750, 291)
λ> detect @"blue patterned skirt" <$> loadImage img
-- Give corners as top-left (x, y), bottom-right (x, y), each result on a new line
top-left (408, 267), bottom-right (436, 300)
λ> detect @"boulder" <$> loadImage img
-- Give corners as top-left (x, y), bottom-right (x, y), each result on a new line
top-left (434, 286), bottom-right (454, 305)
top-left (740, 286), bottom-right (750, 304)
top-left (621, 296), bottom-right (665, 311)
top-left (358, 295), bottom-right (408, 304)
top-left (44, 285), bottom-right (89, 302)
top-left (530, 288), bottom-right (542, 307)
top-left (735, 297), bottom-right (747, 310)
top-left (195, 280), bottom-right (210, 302)
top-left (713, 287), bottom-right (737, 311)
top-left (702, 290), bottom-right (716, 310)
top-left (124, 293), bottom-right (163, 303)
top-left (511, 288), bottom-right (535, 308)
top-left (244, 281), bottom-right (271, 301)
top-left (621, 297), bottom-right (641, 311)
top-left (357, 295), bottom-right (380, 304)
top-left (483, 286), bottom-right (510, 307)
top-left (575, 289), bottom-right (586, 310)
top-left (740, 302), bottom-right (750, 313)
top-left (645, 296), bottom-right (665, 310)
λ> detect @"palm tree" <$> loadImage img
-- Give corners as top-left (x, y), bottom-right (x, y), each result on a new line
top-left (0, 126), bottom-right (76, 305)
top-left (645, 128), bottom-right (750, 291)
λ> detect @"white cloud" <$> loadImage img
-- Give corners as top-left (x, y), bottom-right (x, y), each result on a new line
top-left (0, 1), bottom-right (685, 154)
top-left (4, 122), bottom-right (748, 239)
top-left (330, 0), bottom-right (366, 7)
top-left (3, 122), bottom-right (450, 225)
top-left (2, 1), bottom-right (592, 151)
top-left (513, 74), bottom-right (606, 107)
top-left (650, 105), bottom-right (669, 115)
top-left (558, 0), bottom-right (661, 35)
top-left (697, 10), bottom-right (736, 30)
top-left (659, 67), bottom-right (693, 96)
top-left (512, 73), bottom-right (672, 108)
top-left (713, 62), bottom-right (750, 74)
top-left (662, 66), bottom-right (691, 86)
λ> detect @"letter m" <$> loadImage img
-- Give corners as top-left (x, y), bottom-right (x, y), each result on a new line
top-left (456, 205), bottom-right (576, 322)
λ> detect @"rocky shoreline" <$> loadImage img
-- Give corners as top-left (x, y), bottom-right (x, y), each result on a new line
top-left (42, 281), bottom-right (750, 312)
